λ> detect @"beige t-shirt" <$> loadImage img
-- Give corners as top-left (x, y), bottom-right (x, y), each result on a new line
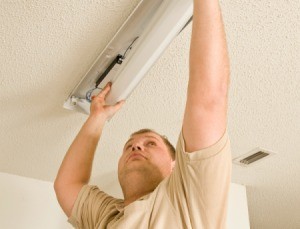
top-left (68, 130), bottom-right (232, 229)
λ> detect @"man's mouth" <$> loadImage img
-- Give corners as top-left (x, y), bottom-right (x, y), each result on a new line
top-left (127, 153), bottom-right (145, 162)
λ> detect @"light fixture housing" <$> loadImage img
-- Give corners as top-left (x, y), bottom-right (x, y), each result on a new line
top-left (63, 0), bottom-right (193, 115)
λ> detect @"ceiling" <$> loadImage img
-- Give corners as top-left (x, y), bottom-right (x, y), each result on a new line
top-left (1, 1), bottom-right (299, 228)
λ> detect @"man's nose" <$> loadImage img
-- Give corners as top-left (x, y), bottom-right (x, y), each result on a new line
top-left (132, 144), bottom-right (142, 151)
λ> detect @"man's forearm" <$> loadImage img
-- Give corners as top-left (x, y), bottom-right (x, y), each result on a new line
top-left (54, 116), bottom-right (105, 187)
top-left (189, 0), bottom-right (230, 99)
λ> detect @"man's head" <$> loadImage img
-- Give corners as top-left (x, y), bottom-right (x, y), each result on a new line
top-left (118, 129), bottom-right (175, 197)
top-left (128, 129), bottom-right (176, 160)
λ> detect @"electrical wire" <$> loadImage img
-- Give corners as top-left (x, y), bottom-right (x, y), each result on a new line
top-left (86, 87), bottom-right (103, 102)
top-left (122, 36), bottom-right (139, 60)
top-left (85, 36), bottom-right (139, 102)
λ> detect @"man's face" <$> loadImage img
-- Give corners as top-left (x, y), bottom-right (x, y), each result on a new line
top-left (118, 132), bottom-right (175, 184)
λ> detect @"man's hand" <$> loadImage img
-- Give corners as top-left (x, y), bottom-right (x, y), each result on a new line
top-left (90, 82), bottom-right (125, 121)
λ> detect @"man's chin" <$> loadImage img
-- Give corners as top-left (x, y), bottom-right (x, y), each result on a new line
top-left (122, 163), bottom-right (150, 175)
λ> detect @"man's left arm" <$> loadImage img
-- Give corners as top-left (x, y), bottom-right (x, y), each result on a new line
top-left (183, 0), bottom-right (230, 152)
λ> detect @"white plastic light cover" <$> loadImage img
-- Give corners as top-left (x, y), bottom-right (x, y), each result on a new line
top-left (63, 0), bottom-right (193, 115)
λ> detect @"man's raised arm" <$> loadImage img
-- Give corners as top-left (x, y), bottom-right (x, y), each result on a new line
top-left (54, 83), bottom-right (125, 217)
top-left (183, 0), bottom-right (230, 152)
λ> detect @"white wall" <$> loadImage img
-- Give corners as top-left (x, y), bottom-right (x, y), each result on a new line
top-left (227, 183), bottom-right (250, 229)
top-left (0, 172), bottom-right (250, 229)
top-left (0, 172), bottom-right (71, 229)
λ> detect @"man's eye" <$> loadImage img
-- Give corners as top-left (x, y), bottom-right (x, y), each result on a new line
top-left (147, 141), bottom-right (156, 146)
top-left (126, 145), bottom-right (132, 150)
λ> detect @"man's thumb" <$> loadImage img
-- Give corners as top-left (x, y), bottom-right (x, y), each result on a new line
top-left (113, 100), bottom-right (126, 112)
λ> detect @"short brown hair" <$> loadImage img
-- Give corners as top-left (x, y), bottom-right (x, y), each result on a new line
top-left (130, 129), bottom-right (175, 160)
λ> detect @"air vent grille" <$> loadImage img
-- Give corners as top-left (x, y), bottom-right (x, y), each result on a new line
top-left (240, 151), bottom-right (269, 165)
top-left (233, 148), bottom-right (276, 167)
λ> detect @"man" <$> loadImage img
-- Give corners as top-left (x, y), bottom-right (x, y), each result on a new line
top-left (54, 0), bottom-right (231, 228)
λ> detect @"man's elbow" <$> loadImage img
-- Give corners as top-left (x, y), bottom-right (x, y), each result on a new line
top-left (53, 179), bottom-right (85, 218)
top-left (187, 87), bottom-right (228, 111)
top-left (53, 177), bottom-right (70, 200)
top-left (53, 178), bottom-right (61, 194)
top-left (53, 178), bottom-right (65, 202)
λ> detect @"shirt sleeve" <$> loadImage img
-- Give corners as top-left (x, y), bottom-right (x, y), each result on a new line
top-left (166, 129), bottom-right (232, 229)
top-left (68, 185), bottom-right (122, 229)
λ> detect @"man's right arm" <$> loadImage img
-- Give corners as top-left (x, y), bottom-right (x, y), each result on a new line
top-left (54, 82), bottom-right (125, 217)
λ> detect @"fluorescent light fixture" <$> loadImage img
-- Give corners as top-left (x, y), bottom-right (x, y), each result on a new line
top-left (63, 0), bottom-right (193, 115)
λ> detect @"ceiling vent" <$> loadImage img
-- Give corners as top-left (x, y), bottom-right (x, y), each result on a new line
top-left (233, 148), bottom-right (276, 167)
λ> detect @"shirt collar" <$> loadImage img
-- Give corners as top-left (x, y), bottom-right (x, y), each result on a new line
top-left (115, 193), bottom-right (151, 212)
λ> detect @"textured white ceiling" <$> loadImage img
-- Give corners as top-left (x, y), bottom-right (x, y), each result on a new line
top-left (1, 1), bottom-right (300, 228)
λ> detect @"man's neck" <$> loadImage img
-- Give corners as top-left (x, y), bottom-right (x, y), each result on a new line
top-left (121, 172), bottom-right (162, 206)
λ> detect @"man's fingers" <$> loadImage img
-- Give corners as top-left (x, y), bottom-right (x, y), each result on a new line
top-left (97, 82), bottom-right (112, 98)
